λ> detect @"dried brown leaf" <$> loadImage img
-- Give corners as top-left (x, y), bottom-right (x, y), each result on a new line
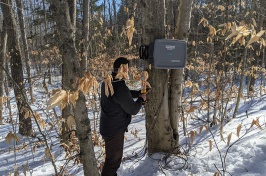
top-left (225, 22), bottom-right (238, 40)
top-left (46, 90), bottom-right (67, 112)
top-left (67, 115), bottom-right (75, 128)
top-left (187, 106), bottom-right (197, 113)
top-left (33, 145), bottom-right (36, 154)
top-left (209, 140), bottom-right (213, 152)
top-left (205, 125), bottom-right (209, 132)
top-left (14, 164), bottom-right (19, 176)
top-left (208, 25), bottom-right (216, 36)
top-left (247, 30), bottom-right (266, 47)
top-left (45, 148), bottom-right (50, 159)
top-left (199, 126), bottom-right (204, 134)
top-left (185, 80), bottom-right (193, 88)
top-left (198, 18), bottom-right (207, 26)
top-left (39, 119), bottom-right (46, 129)
top-left (69, 90), bottom-right (79, 107)
top-left (214, 172), bottom-right (220, 176)
top-left (60, 91), bottom-right (69, 110)
top-left (104, 74), bottom-right (114, 97)
top-left (22, 163), bottom-right (28, 176)
top-left (5, 132), bottom-right (14, 144)
top-left (237, 124), bottom-right (242, 137)
top-left (133, 3), bottom-right (137, 10)
top-left (35, 111), bottom-right (41, 120)
top-left (25, 111), bottom-right (30, 119)
top-left (227, 132), bottom-right (232, 146)
top-left (252, 18), bottom-right (257, 27)
top-left (48, 122), bottom-right (54, 131)
top-left (189, 131), bottom-right (195, 144)
top-left (251, 119), bottom-right (263, 130)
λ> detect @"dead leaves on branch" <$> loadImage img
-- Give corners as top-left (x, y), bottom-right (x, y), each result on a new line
top-left (140, 71), bottom-right (151, 93)
top-left (5, 131), bottom-right (20, 144)
top-left (198, 17), bottom-right (208, 27)
top-left (224, 21), bottom-right (265, 47)
top-left (246, 30), bottom-right (266, 47)
top-left (103, 63), bottom-right (130, 97)
top-left (78, 71), bottom-right (99, 95)
top-left (46, 72), bottom-right (99, 112)
top-left (103, 68), bottom-right (151, 97)
top-left (115, 64), bottom-right (129, 80)
top-left (249, 118), bottom-right (263, 130)
top-left (132, 70), bottom-right (152, 93)
top-left (199, 19), bottom-right (265, 47)
top-left (104, 74), bottom-right (114, 97)
top-left (121, 17), bottom-right (135, 46)
top-left (225, 22), bottom-right (251, 46)
top-left (46, 90), bottom-right (68, 112)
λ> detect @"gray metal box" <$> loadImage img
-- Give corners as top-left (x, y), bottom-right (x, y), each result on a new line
top-left (153, 39), bottom-right (187, 69)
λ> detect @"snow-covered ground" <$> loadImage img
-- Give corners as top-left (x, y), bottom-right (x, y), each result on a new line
top-left (0, 77), bottom-right (266, 176)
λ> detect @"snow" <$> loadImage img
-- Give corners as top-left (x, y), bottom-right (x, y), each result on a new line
top-left (0, 79), bottom-right (266, 176)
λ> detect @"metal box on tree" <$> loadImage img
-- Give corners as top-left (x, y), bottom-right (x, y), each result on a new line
top-left (153, 39), bottom-right (187, 69)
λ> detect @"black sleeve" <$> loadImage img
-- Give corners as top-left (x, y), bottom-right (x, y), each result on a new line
top-left (130, 90), bottom-right (140, 98)
top-left (113, 85), bottom-right (143, 115)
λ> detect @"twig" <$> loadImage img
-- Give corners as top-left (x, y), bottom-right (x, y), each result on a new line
top-left (0, 63), bottom-right (58, 175)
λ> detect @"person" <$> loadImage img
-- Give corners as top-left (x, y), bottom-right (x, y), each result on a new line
top-left (100, 57), bottom-right (148, 176)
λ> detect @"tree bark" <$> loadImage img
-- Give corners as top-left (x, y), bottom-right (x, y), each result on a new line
top-left (1, 0), bottom-right (33, 136)
top-left (140, 0), bottom-right (178, 154)
top-left (50, 1), bottom-right (99, 175)
top-left (170, 0), bottom-right (193, 141)
top-left (15, 0), bottom-right (34, 103)
top-left (42, 0), bottom-right (52, 84)
top-left (80, 0), bottom-right (90, 76)
top-left (74, 91), bottom-right (99, 176)
top-left (0, 20), bottom-right (8, 125)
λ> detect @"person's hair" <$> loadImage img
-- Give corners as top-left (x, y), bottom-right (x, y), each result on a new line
top-left (113, 57), bottom-right (129, 71)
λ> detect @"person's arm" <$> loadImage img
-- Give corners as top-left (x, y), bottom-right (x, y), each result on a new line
top-left (113, 86), bottom-right (145, 115)
top-left (130, 90), bottom-right (140, 98)
top-left (130, 88), bottom-right (151, 98)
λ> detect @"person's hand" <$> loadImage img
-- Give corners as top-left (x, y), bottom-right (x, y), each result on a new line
top-left (139, 93), bottom-right (147, 102)
top-left (146, 88), bottom-right (151, 93)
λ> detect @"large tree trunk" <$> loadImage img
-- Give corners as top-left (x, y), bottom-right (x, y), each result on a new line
top-left (140, 0), bottom-right (178, 154)
top-left (0, 21), bottom-right (8, 125)
top-left (1, 0), bottom-right (33, 136)
top-left (170, 0), bottom-right (193, 142)
top-left (15, 0), bottom-right (34, 103)
top-left (50, 1), bottom-right (99, 175)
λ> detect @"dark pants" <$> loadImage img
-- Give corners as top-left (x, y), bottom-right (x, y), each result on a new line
top-left (101, 130), bottom-right (125, 176)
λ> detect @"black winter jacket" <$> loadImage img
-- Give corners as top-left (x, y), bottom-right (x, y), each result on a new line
top-left (100, 73), bottom-right (144, 136)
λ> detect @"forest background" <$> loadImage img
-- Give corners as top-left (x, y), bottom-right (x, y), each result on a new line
top-left (0, 0), bottom-right (265, 175)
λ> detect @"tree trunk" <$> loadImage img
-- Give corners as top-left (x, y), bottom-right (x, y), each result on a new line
top-left (80, 0), bottom-right (90, 76)
top-left (170, 0), bottom-right (193, 141)
top-left (1, 0), bottom-right (33, 136)
top-left (53, 0), bottom-right (77, 142)
top-left (0, 21), bottom-right (8, 125)
top-left (248, 0), bottom-right (265, 94)
top-left (68, 0), bottom-right (77, 44)
top-left (50, 1), bottom-right (99, 175)
top-left (140, 0), bottom-right (178, 154)
top-left (15, 0), bottom-right (34, 103)
top-left (108, 0), bottom-right (112, 26)
top-left (42, 0), bottom-right (52, 84)
top-left (112, 0), bottom-right (118, 46)
top-left (233, 48), bottom-right (248, 119)
top-left (74, 91), bottom-right (99, 176)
